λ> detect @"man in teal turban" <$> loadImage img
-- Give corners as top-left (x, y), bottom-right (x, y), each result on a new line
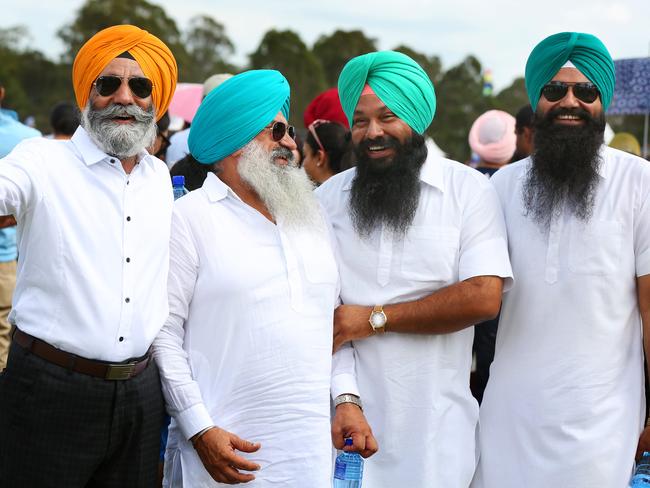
top-left (316, 51), bottom-right (512, 487)
top-left (474, 32), bottom-right (650, 488)
top-left (154, 69), bottom-right (346, 486)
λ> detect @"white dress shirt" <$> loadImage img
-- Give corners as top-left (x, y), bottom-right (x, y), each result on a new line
top-left (316, 155), bottom-right (513, 488)
top-left (0, 126), bottom-right (173, 361)
top-left (154, 173), bottom-right (339, 487)
top-left (474, 147), bottom-right (650, 488)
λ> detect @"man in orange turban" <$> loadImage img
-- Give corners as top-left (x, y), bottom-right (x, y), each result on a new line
top-left (0, 25), bottom-right (177, 487)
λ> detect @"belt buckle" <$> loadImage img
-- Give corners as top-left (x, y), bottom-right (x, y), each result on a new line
top-left (105, 362), bottom-right (136, 380)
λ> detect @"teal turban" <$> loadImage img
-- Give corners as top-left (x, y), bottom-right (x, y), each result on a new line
top-left (338, 51), bottom-right (436, 134)
top-left (525, 32), bottom-right (615, 110)
top-left (189, 70), bottom-right (290, 164)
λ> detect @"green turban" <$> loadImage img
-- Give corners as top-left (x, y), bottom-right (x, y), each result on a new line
top-left (525, 32), bottom-right (615, 110)
top-left (338, 51), bottom-right (436, 134)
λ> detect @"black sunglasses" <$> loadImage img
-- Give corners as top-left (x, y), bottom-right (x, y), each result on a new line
top-left (264, 121), bottom-right (296, 142)
top-left (93, 75), bottom-right (154, 99)
top-left (540, 81), bottom-right (600, 104)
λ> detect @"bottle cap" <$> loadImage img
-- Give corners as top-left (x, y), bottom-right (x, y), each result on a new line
top-left (172, 175), bottom-right (185, 186)
top-left (344, 438), bottom-right (353, 447)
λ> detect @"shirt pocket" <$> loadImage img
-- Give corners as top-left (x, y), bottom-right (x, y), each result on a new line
top-left (400, 225), bottom-right (460, 283)
top-left (568, 220), bottom-right (623, 275)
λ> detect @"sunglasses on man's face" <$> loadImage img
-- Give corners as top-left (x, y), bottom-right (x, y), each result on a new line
top-left (93, 75), bottom-right (154, 99)
top-left (540, 81), bottom-right (600, 104)
top-left (265, 121), bottom-right (296, 142)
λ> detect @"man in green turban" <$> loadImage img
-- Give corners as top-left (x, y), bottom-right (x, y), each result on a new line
top-left (154, 70), bottom-right (344, 487)
top-left (317, 51), bottom-right (513, 487)
top-left (474, 32), bottom-right (650, 487)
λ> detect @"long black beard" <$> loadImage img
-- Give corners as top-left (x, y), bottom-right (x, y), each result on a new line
top-left (349, 133), bottom-right (427, 238)
top-left (523, 107), bottom-right (605, 230)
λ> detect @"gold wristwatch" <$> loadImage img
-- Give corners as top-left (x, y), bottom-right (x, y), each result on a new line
top-left (368, 305), bottom-right (387, 334)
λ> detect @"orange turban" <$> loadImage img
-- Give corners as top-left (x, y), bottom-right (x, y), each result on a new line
top-left (72, 25), bottom-right (177, 121)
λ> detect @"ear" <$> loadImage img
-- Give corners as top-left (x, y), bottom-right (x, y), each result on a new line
top-left (0, 86), bottom-right (5, 103)
top-left (315, 149), bottom-right (326, 167)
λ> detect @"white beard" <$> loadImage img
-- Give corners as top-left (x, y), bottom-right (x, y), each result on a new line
top-left (81, 101), bottom-right (157, 159)
top-left (237, 140), bottom-right (325, 233)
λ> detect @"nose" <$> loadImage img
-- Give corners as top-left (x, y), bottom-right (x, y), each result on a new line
top-left (110, 79), bottom-right (136, 105)
top-left (280, 131), bottom-right (297, 151)
top-left (558, 86), bottom-right (580, 108)
top-left (366, 119), bottom-right (384, 139)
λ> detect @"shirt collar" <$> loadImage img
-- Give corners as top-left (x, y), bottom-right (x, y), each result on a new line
top-left (342, 153), bottom-right (446, 192)
top-left (71, 126), bottom-right (154, 169)
top-left (202, 171), bottom-right (243, 203)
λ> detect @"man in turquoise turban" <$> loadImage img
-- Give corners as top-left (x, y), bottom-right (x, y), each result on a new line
top-left (154, 69), bottom-right (346, 487)
top-left (316, 51), bottom-right (513, 487)
top-left (474, 33), bottom-right (650, 488)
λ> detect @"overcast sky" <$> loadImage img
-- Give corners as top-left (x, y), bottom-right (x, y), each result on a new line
top-left (3, 0), bottom-right (649, 91)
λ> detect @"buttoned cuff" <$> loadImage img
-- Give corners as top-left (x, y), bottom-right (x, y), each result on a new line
top-left (459, 237), bottom-right (514, 292)
top-left (176, 402), bottom-right (215, 440)
top-left (331, 372), bottom-right (360, 400)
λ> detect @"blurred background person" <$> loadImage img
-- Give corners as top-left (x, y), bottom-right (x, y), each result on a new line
top-left (151, 111), bottom-right (171, 161)
top-left (466, 109), bottom-right (516, 404)
top-left (302, 119), bottom-right (349, 185)
top-left (609, 131), bottom-right (642, 157)
top-left (49, 101), bottom-right (79, 140)
top-left (0, 80), bottom-right (40, 371)
top-left (512, 104), bottom-right (534, 162)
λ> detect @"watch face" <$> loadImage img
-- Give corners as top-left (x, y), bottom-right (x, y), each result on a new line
top-left (370, 311), bottom-right (386, 328)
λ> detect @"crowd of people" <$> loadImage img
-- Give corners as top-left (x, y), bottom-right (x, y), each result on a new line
top-left (0, 24), bottom-right (648, 488)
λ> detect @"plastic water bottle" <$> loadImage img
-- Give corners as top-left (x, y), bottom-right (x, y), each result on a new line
top-left (333, 438), bottom-right (363, 488)
top-left (172, 175), bottom-right (188, 200)
top-left (631, 452), bottom-right (650, 487)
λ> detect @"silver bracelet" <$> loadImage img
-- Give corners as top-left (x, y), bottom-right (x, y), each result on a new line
top-left (191, 425), bottom-right (215, 445)
top-left (334, 393), bottom-right (363, 411)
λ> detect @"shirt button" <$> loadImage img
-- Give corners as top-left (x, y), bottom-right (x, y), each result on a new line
top-left (125, 297), bottom-right (130, 303)
top-left (126, 216), bottom-right (131, 222)
top-left (126, 180), bottom-right (130, 185)
top-left (110, 159), bottom-right (115, 164)
top-left (126, 257), bottom-right (131, 263)
top-left (119, 336), bottom-right (124, 342)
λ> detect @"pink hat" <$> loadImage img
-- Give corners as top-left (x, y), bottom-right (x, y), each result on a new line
top-left (468, 110), bottom-right (516, 163)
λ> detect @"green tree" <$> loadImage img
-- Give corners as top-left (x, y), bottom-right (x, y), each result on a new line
top-left (493, 77), bottom-right (529, 115)
top-left (183, 15), bottom-right (237, 82)
top-left (430, 55), bottom-right (493, 162)
top-left (313, 30), bottom-right (377, 87)
top-left (57, 0), bottom-right (191, 79)
top-left (249, 29), bottom-right (326, 125)
top-left (393, 45), bottom-right (442, 85)
top-left (0, 26), bottom-right (72, 132)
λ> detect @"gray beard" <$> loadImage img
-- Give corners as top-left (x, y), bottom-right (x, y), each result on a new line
top-left (237, 140), bottom-right (324, 232)
top-left (81, 101), bottom-right (157, 159)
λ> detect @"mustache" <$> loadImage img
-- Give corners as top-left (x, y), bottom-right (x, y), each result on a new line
top-left (542, 107), bottom-right (596, 124)
top-left (91, 103), bottom-right (154, 123)
top-left (356, 136), bottom-right (400, 153)
top-left (271, 147), bottom-right (294, 163)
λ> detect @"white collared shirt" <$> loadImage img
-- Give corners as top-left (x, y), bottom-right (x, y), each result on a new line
top-left (316, 155), bottom-right (512, 488)
top-left (475, 147), bottom-right (650, 488)
top-left (0, 126), bottom-right (173, 361)
top-left (153, 173), bottom-right (339, 487)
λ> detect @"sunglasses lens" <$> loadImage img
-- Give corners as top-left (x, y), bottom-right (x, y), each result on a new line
top-left (271, 122), bottom-right (286, 141)
top-left (541, 84), bottom-right (567, 102)
top-left (287, 126), bottom-right (296, 140)
top-left (95, 76), bottom-right (122, 97)
top-left (574, 84), bottom-right (599, 103)
top-left (128, 77), bottom-right (153, 98)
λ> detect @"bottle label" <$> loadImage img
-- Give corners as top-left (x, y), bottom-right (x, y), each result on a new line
top-left (334, 458), bottom-right (347, 479)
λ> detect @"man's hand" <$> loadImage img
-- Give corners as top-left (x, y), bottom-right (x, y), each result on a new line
top-left (192, 426), bottom-right (261, 484)
top-left (636, 426), bottom-right (650, 461)
top-left (0, 215), bottom-right (16, 229)
top-left (333, 304), bottom-right (375, 352)
top-left (331, 403), bottom-right (378, 458)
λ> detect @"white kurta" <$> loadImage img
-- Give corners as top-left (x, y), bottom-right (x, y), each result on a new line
top-left (474, 147), bottom-right (650, 488)
top-left (316, 156), bottom-right (513, 488)
top-left (153, 173), bottom-right (339, 487)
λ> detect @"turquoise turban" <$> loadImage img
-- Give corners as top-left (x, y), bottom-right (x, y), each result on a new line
top-left (338, 51), bottom-right (436, 134)
top-left (188, 69), bottom-right (290, 164)
top-left (525, 32), bottom-right (615, 110)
